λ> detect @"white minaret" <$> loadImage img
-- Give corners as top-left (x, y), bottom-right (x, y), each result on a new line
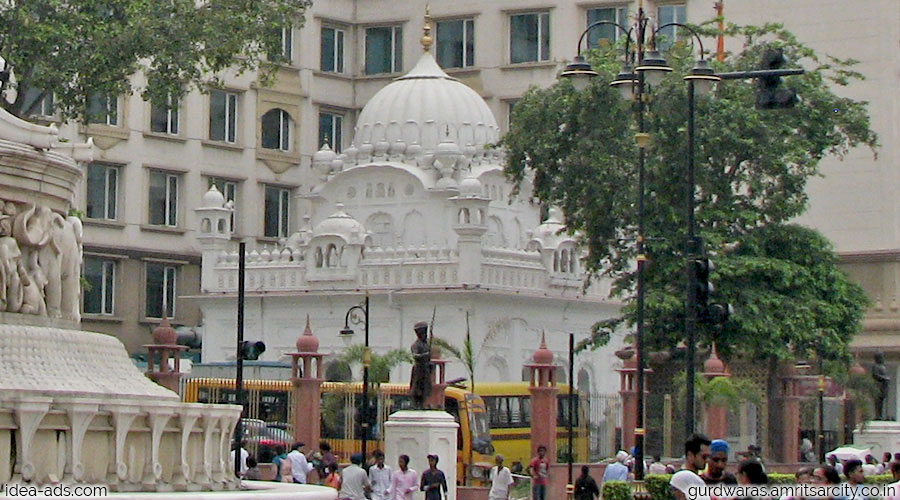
top-left (194, 185), bottom-right (233, 293)
top-left (451, 175), bottom-right (490, 284)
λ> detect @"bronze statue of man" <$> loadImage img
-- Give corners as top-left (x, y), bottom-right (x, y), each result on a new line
top-left (410, 321), bottom-right (433, 409)
top-left (872, 351), bottom-right (890, 420)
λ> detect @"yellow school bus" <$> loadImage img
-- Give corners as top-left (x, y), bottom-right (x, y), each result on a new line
top-left (474, 382), bottom-right (589, 469)
top-left (181, 378), bottom-right (494, 484)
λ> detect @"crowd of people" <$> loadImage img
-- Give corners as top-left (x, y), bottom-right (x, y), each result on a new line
top-left (236, 440), bottom-right (450, 500)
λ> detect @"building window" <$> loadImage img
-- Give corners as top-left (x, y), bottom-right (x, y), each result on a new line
top-left (145, 262), bottom-right (176, 319)
top-left (321, 26), bottom-right (345, 73)
top-left (279, 26), bottom-right (293, 61)
top-left (436, 19), bottom-right (474, 69)
top-left (510, 12), bottom-right (550, 64)
top-left (261, 108), bottom-right (291, 151)
top-left (86, 163), bottom-right (118, 220)
top-left (150, 94), bottom-right (179, 135)
top-left (22, 88), bottom-right (54, 118)
top-left (83, 257), bottom-right (115, 315)
top-left (506, 100), bottom-right (519, 131)
top-left (318, 112), bottom-right (343, 153)
top-left (587, 7), bottom-right (629, 47)
top-left (264, 186), bottom-right (290, 238)
top-left (149, 170), bottom-right (178, 227)
top-left (657, 4), bottom-right (687, 49)
top-left (87, 94), bottom-right (119, 126)
top-left (208, 177), bottom-right (237, 230)
top-left (209, 90), bottom-right (237, 143)
top-left (365, 26), bottom-right (402, 75)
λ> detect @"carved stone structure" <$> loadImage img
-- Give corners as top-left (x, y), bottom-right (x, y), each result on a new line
top-left (0, 98), bottom-right (245, 492)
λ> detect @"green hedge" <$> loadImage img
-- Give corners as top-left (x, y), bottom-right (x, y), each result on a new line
top-left (644, 475), bottom-right (675, 500)
top-left (603, 480), bottom-right (633, 500)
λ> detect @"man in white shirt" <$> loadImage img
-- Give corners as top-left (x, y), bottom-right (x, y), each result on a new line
top-left (238, 442), bottom-right (249, 476)
top-left (340, 453), bottom-right (372, 500)
top-left (369, 450), bottom-right (393, 500)
top-left (489, 454), bottom-right (514, 500)
top-left (288, 442), bottom-right (314, 484)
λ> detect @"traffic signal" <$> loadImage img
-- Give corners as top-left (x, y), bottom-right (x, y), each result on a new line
top-left (756, 49), bottom-right (797, 109)
top-left (240, 340), bottom-right (266, 360)
top-left (689, 256), bottom-right (715, 316)
top-left (708, 303), bottom-right (734, 326)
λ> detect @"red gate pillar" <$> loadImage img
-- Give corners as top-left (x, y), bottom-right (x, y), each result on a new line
top-left (780, 363), bottom-right (801, 463)
top-left (145, 318), bottom-right (188, 392)
top-left (527, 332), bottom-right (559, 461)
top-left (616, 339), bottom-right (650, 452)
top-left (702, 344), bottom-right (730, 439)
top-left (288, 315), bottom-right (325, 446)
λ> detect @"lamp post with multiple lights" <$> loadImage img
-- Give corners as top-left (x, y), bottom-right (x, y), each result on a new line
top-left (560, 0), bottom-right (719, 479)
top-left (340, 295), bottom-right (371, 460)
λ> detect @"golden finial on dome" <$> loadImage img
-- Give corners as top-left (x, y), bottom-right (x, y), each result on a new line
top-left (421, 5), bottom-right (433, 53)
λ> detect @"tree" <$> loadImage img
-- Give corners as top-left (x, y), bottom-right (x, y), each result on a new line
top-left (502, 23), bottom-right (875, 365)
top-left (337, 344), bottom-right (413, 384)
top-left (431, 314), bottom-right (509, 392)
top-left (0, 0), bottom-right (311, 120)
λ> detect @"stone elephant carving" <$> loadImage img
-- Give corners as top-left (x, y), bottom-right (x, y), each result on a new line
top-left (0, 234), bottom-right (23, 312)
top-left (13, 205), bottom-right (82, 321)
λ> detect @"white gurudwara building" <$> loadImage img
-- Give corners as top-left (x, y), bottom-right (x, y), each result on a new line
top-left (194, 38), bottom-right (624, 398)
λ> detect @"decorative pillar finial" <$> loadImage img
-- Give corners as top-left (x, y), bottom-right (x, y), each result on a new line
top-left (421, 5), bottom-right (433, 53)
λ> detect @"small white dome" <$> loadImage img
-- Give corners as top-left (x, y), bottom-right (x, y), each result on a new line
top-left (202, 185), bottom-right (225, 208)
top-left (459, 175), bottom-right (483, 197)
top-left (353, 53), bottom-right (500, 163)
top-left (313, 142), bottom-right (338, 164)
top-left (530, 207), bottom-right (576, 249)
top-left (312, 203), bottom-right (367, 245)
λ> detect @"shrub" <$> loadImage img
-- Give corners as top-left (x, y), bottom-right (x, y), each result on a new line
top-left (644, 474), bottom-right (675, 500)
top-left (768, 473), bottom-right (795, 484)
top-left (865, 473), bottom-right (894, 484)
top-left (603, 480), bottom-right (633, 500)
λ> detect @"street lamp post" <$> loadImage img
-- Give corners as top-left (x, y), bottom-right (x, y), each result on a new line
top-left (568, 333), bottom-right (575, 487)
top-left (560, 0), bottom-right (719, 476)
top-left (340, 294), bottom-right (371, 460)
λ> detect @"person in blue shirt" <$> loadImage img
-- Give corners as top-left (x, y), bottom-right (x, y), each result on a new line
top-left (603, 451), bottom-right (630, 483)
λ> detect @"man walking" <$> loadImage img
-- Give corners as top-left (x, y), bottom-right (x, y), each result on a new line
top-left (420, 454), bottom-right (448, 500)
top-left (288, 442), bottom-right (314, 484)
top-left (391, 454), bottom-right (418, 500)
top-left (669, 434), bottom-right (711, 500)
top-left (529, 445), bottom-right (551, 500)
top-left (339, 453), bottom-right (372, 500)
top-left (575, 465), bottom-right (600, 500)
top-left (369, 450), bottom-right (393, 500)
top-left (702, 440), bottom-right (737, 485)
top-left (489, 454), bottom-right (514, 500)
top-left (602, 451), bottom-right (630, 483)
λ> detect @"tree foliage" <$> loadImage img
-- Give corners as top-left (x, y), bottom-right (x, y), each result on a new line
top-left (502, 23), bottom-right (875, 364)
top-left (0, 0), bottom-right (311, 120)
top-left (338, 344), bottom-right (413, 384)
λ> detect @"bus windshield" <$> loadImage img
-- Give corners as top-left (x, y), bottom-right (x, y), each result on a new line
top-left (466, 394), bottom-right (493, 455)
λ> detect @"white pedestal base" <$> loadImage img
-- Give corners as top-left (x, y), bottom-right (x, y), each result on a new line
top-left (853, 420), bottom-right (900, 458)
top-left (384, 411), bottom-right (459, 500)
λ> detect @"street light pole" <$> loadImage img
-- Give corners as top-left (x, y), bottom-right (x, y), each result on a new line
top-left (818, 355), bottom-right (826, 464)
top-left (233, 241), bottom-right (246, 477)
top-left (684, 77), bottom-right (698, 438)
top-left (341, 295), bottom-right (371, 461)
top-left (568, 333), bottom-right (575, 486)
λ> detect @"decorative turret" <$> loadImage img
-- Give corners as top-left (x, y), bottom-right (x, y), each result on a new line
top-left (528, 208), bottom-right (580, 277)
top-left (287, 315), bottom-right (326, 445)
top-left (195, 185), bottom-right (233, 292)
top-left (526, 332), bottom-right (559, 461)
top-left (145, 317), bottom-right (188, 393)
top-left (306, 204), bottom-right (367, 280)
top-left (451, 174), bottom-right (489, 284)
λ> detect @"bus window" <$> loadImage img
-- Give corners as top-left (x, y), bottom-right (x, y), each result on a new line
top-left (465, 394), bottom-right (493, 455)
top-left (558, 394), bottom-right (579, 428)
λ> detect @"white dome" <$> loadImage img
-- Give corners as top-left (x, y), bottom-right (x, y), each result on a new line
top-left (353, 53), bottom-right (500, 157)
top-left (459, 175), bottom-right (483, 197)
top-left (530, 208), bottom-right (576, 249)
top-left (202, 185), bottom-right (225, 208)
top-left (312, 204), bottom-right (366, 245)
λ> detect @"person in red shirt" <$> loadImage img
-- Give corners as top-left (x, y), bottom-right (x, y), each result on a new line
top-left (529, 445), bottom-right (551, 500)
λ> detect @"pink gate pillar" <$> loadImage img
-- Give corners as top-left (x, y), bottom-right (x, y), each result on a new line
top-left (288, 315), bottom-right (325, 446)
top-left (702, 344), bottom-right (730, 439)
top-left (526, 332), bottom-right (559, 461)
top-left (145, 318), bottom-right (188, 393)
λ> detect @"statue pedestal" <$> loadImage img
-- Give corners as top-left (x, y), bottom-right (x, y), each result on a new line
top-left (853, 420), bottom-right (900, 457)
top-left (384, 411), bottom-right (459, 499)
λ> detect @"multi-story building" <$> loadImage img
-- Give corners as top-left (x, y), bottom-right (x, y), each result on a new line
top-left (54, 0), bottom-right (898, 450)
